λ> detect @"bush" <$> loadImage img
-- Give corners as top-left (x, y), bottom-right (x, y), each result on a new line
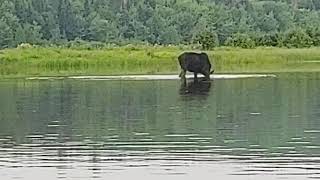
top-left (254, 33), bottom-right (280, 47)
top-left (225, 33), bottom-right (255, 48)
top-left (280, 28), bottom-right (313, 48)
top-left (306, 27), bottom-right (320, 46)
top-left (193, 31), bottom-right (219, 50)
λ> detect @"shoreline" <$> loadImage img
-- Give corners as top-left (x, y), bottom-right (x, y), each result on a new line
top-left (24, 74), bottom-right (277, 81)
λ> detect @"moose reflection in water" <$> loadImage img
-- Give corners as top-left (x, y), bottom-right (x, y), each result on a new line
top-left (179, 78), bottom-right (212, 96)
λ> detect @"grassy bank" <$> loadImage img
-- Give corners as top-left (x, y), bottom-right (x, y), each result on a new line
top-left (1, 46), bottom-right (320, 77)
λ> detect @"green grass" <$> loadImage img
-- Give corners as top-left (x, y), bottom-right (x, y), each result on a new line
top-left (1, 46), bottom-right (320, 77)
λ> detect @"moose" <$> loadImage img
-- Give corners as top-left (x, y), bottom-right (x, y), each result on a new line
top-left (178, 52), bottom-right (214, 81)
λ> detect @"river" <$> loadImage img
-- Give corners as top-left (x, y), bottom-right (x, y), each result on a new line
top-left (1, 73), bottom-right (320, 179)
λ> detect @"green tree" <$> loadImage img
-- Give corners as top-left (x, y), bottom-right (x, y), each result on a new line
top-left (23, 23), bottom-right (43, 44)
top-left (0, 0), bottom-right (320, 48)
top-left (280, 28), bottom-right (312, 48)
top-left (194, 31), bottom-right (219, 50)
top-left (159, 25), bottom-right (181, 44)
top-left (226, 33), bottom-right (255, 48)
top-left (89, 16), bottom-right (119, 42)
top-left (0, 19), bottom-right (14, 48)
top-left (145, 10), bottom-right (167, 44)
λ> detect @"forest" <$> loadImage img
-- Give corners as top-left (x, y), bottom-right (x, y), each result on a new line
top-left (0, 0), bottom-right (320, 49)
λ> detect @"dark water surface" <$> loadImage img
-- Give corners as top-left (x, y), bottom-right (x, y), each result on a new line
top-left (1, 73), bottom-right (320, 180)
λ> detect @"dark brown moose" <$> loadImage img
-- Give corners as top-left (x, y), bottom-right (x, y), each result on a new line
top-left (178, 52), bottom-right (214, 81)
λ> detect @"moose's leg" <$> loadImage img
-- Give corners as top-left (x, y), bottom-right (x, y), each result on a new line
top-left (200, 71), bottom-right (210, 81)
top-left (204, 72), bottom-right (210, 81)
top-left (179, 69), bottom-right (186, 79)
top-left (194, 73), bottom-right (198, 82)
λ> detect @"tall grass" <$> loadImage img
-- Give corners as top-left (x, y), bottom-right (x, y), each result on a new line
top-left (1, 46), bottom-right (320, 77)
top-left (211, 47), bottom-right (320, 73)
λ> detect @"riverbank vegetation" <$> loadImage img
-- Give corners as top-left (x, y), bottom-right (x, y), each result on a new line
top-left (1, 45), bottom-right (320, 77)
top-left (1, 0), bottom-right (320, 76)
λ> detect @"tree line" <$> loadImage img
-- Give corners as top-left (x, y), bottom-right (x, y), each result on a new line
top-left (0, 0), bottom-right (320, 49)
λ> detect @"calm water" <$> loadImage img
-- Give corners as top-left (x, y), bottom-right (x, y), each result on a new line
top-left (1, 73), bottom-right (320, 180)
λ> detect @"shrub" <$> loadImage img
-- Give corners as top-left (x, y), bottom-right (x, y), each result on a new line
top-left (193, 31), bottom-right (219, 50)
top-left (225, 33), bottom-right (255, 48)
top-left (280, 28), bottom-right (313, 48)
top-left (306, 27), bottom-right (320, 46)
top-left (254, 33), bottom-right (280, 47)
